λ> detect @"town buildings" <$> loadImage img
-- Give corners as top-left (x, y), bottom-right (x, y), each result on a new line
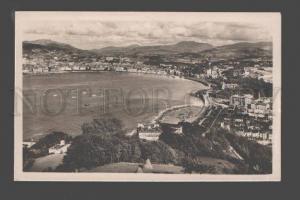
top-left (247, 97), bottom-right (272, 118)
top-left (206, 66), bottom-right (221, 79)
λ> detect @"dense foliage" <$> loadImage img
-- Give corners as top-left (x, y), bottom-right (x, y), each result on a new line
top-left (81, 117), bottom-right (124, 136)
top-left (23, 146), bottom-right (35, 171)
top-left (32, 131), bottom-right (71, 150)
top-left (59, 134), bottom-right (142, 171)
top-left (239, 77), bottom-right (272, 98)
top-left (23, 131), bottom-right (71, 171)
top-left (57, 118), bottom-right (177, 171)
top-left (182, 157), bottom-right (236, 174)
top-left (160, 124), bottom-right (272, 174)
top-left (140, 140), bottom-right (177, 164)
top-left (225, 133), bottom-right (272, 174)
top-left (29, 117), bottom-right (271, 174)
top-left (160, 124), bottom-right (230, 159)
top-left (30, 131), bottom-right (72, 157)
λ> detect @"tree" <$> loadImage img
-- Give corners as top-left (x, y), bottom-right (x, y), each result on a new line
top-left (59, 134), bottom-right (142, 171)
top-left (29, 131), bottom-right (71, 158)
top-left (31, 131), bottom-right (71, 150)
top-left (23, 146), bottom-right (35, 171)
top-left (183, 157), bottom-right (218, 174)
top-left (81, 117), bottom-right (124, 136)
top-left (225, 133), bottom-right (272, 174)
top-left (140, 140), bottom-right (177, 164)
top-left (239, 77), bottom-right (272, 98)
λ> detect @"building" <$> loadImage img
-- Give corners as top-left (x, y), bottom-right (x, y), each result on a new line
top-left (232, 69), bottom-right (244, 77)
top-left (137, 123), bottom-right (161, 141)
top-left (64, 66), bottom-right (72, 71)
top-left (247, 98), bottom-right (272, 118)
top-left (128, 68), bottom-right (138, 73)
top-left (23, 141), bottom-right (36, 148)
top-left (48, 140), bottom-right (70, 154)
top-left (244, 67), bottom-right (252, 77)
top-left (79, 66), bottom-right (86, 71)
top-left (230, 94), bottom-right (254, 109)
top-left (115, 66), bottom-right (127, 72)
top-left (157, 70), bottom-right (168, 75)
top-left (119, 57), bottom-right (131, 63)
top-left (160, 63), bottom-right (173, 67)
top-left (236, 131), bottom-right (272, 144)
top-left (174, 126), bottom-right (183, 135)
top-left (73, 66), bottom-right (80, 70)
top-left (105, 57), bottom-right (114, 62)
top-left (222, 82), bottom-right (238, 90)
top-left (32, 67), bottom-right (44, 73)
top-left (220, 121), bottom-right (231, 131)
top-left (22, 69), bottom-right (30, 73)
top-left (206, 66), bottom-right (220, 79)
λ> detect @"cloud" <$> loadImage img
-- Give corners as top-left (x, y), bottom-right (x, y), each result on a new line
top-left (25, 28), bottom-right (60, 36)
top-left (22, 20), bottom-right (272, 49)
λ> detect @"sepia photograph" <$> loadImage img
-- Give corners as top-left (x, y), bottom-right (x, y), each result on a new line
top-left (14, 12), bottom-right (281, 181)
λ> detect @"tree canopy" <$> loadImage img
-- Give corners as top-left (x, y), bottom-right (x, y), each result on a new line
top-left (81, 117), bottom-right (124, 136)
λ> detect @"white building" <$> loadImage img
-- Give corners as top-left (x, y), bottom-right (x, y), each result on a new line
top-left (79, 66), bottom-right (86, 71)
top-left (48, 140), bottom-right (70, 154)
top-left (137, 123), bottom-right (161, 141)
top-left (222, 82), bottom-right (238, 90)
top-left (115, 66), bottom-right (127, 72)
top-left (230, 94), bottom-right (254, 108)
top-left (236, 131), bottom-right (272, 144)
top-left (174, 126), bottom-right (183, 135)
top-left (138, 132), bottom-right (161, 141)
top-left (221, 121), bottom-right (231, 131)
top-left (206, 66), bottom-right (221, 79)
top-left (248, 98), bottom-right (272, 118)
top-left (105, 57), bottom-right (114, 62)
top-left (22, 69), bottom-right (30, 73)
top-left (126, 68), bottom-right (136, 73)
top-left (23, 141), bottom-right (36, 148)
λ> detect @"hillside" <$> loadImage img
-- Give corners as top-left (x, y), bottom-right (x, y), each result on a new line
top-left (91, 41), bottom-right (214, 56)
top-left (23, 39), bottom-right (96, 57)
top-left (199, 42), bottom-right (272, 60)
top-left (23, 39), bottom-right (79, 51)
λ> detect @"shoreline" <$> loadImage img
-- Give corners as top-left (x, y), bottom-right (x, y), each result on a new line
top-left (23, 71), bottom-right (210, 141)
top-left (23, 70), bottom-right (207, 83)
top-left (125, 93), bottom-right (210, 137)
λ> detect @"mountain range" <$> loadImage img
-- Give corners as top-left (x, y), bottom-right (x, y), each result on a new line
top-left (92, 41), bottom-right (214, 56)
top-left (23, 39), bottom-right (79, 51)
top-left (23, 39), bottom-right (272, 59)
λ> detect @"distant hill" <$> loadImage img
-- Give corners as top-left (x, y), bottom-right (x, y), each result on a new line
top-left (23, 39), bottom-right (272, 60)
top-left (199, 42), bottom-right (272, 60)
top-left (220, 42), bottom-right (272, 51)
top-left (92, 41), bottom-right (214, 56)
top-left (23, 39), bottom-right (79, 51)
top-left (23, 39), bottom-right (96, 57)
top-left (92, 41), bottom-right (272, 59)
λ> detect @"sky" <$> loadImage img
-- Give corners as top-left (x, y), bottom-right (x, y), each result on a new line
top-left (19, 12), bottom-right (273, 50)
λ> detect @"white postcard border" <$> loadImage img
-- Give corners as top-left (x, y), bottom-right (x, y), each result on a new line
top-left (14, 12), bottom-right (281, 182)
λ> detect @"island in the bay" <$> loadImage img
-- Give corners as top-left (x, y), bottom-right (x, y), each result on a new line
top-left (22, 39), bottom-right (273, 174)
